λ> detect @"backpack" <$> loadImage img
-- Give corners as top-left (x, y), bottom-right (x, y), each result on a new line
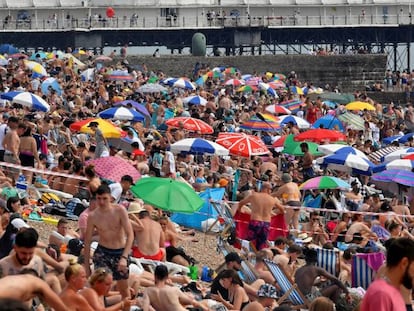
top-left (66, 198), bottom-right (87, 219)
top-left (43, 202), bottom-right (67, 217)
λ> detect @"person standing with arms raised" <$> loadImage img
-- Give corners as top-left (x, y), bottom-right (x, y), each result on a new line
top-left (237, 182), bottom-right (285, 250)
top-left (83, 184), bottom-right (134, 300)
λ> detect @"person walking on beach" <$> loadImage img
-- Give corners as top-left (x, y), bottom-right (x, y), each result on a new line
top-left (87, 121), bottom-right (109, 158)
top-left (237, 182), bottom-right (285, 250)
top-left (361, 238), bottom-right (414, 311)
top-left (83, 184), bottom-right (134, 299)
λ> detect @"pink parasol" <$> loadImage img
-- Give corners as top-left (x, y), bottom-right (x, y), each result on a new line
top-left (86, 156), bottom-right (141, 183)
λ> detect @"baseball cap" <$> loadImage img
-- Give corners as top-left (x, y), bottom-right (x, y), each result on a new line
top-left (257, 283), bottom-right (279, 299)
top-left (11, 218), bottom-right (30, 230)
top-left (225, 252), bottom-right (242, 264)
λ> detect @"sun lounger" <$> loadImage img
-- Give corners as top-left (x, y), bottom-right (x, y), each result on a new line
top-left (315, 247), bottom-right (340, 276)
top-left (264, 259), bottom-right (309, 308)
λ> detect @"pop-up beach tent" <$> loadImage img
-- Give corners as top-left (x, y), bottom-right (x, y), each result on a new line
top-left (170, 187), bottom-right (225, 231)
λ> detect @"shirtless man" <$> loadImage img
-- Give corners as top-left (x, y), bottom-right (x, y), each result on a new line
top-left (3, 120), bottom-right (26, 180)
top-left (237, 182), bottom-right (285, 250)
top-left (130, 207), bottom-right (165, 261)
top-left (0, 274), bottom-right (67, 311)
top-left (83, 184), bottom-right (134, 299)
top-left (142, 265), bottom-right (208, 311)
top-left (273, 173), bottom-right (301, 231)
top-left (300, 142), bottom-right (314, 181)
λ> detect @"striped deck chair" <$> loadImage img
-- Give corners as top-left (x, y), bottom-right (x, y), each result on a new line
top-left (216, 238), bottom-right (258, 285)
top-left (264, 259), bottom-right (309, 308)
top-left (351, 252), bottom-right (385, 289)
top-left (315, 247), bottom-right (339, 276)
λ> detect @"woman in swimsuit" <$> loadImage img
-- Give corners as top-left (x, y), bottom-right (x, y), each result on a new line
top-left (19, 126), bottom-right (41, 184)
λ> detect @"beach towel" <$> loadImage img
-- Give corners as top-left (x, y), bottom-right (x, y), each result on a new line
top-left (357, 252), bottom-right (385, 272)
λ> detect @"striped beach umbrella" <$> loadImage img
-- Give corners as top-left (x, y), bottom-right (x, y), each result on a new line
top-left (165, 117), bottom-right (213, 134)
top-left (0, 91), bottom-right (50, 112)
top-left (383, 147), bottom-right (414, 163)
top-left (172, 78), bottom-right (196, 90)
top-left (368, 146), bottom-right (401, 163)
top-left (183, 95), bottom-right (207, 106)
top-left (240, 116), bottom-right (280, 132)
top-left (265, 104), bottom-right (291, 115)
top-left (337, 112), bottom-right (365, 130)
top-left (24, 60), bottom-right (47, 76)
top-left (299, 176), bottom-right (351, 190)
top-left (170, 138), bottom-right (229, 156)
top-left (278, 115), bottom-right (310, 129)
top-left (280, 99), bottom-right (305, 112)
top-left (318, 144), bottom-right (368, 159)
top-left (375, 159), bottom-right (414, 173)
top-left (216, 132), bottom-right (269, 157)
top-left (372, 169), bottom-right (414, 187)
top-left (316, 153), bottom-right (377, 176)
top-left (98, 107), bottom-right (145, 122)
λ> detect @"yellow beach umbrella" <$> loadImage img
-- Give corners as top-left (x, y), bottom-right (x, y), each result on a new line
top-left (24, 60), bottom-right (47, 76)
top-left (70, 118), bottom-right (126, 138)
top-left (345, 101), bottom-right (375, 111)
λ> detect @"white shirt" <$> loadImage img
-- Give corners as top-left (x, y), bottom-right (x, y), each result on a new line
top-left (0, 123), bottom-right (9, 150)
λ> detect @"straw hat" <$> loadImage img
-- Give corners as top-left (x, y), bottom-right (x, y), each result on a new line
top-left (298, 232), bottom-right (313, 244)
top-left (128, 202), bottom-right (146, 214)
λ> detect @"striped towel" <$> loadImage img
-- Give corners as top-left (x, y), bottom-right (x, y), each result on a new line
top-left (316, 248), bottom-right (338, 276)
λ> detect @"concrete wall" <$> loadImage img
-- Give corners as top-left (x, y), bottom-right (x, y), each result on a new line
top-left (125, 54), bottom-right (387, 92)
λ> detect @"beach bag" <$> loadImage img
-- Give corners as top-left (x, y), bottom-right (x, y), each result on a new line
top-left (43, 202), bottom-right (67, 217)
top-left (66, 198), bottom-right (87, 218)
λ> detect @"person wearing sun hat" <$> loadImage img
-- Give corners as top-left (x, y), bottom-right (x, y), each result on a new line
top-left (242, 283), bottom-right (279, 311)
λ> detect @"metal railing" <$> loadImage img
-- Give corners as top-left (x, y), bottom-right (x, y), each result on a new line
top-left (1, 13), bottom-right (411, 31)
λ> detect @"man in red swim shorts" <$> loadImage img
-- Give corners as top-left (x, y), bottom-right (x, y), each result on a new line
top-left (128, 205), bottom-right (166, 261)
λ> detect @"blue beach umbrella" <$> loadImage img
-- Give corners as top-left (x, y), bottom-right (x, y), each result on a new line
top-left (374, 159), bottom-right (414, 173)
top-left (312, 115), bottom-right (344, 131)
top-left (316, 153), bottom-right (377, 176)
top-left (98, 107), bottom-right (145, 122)
top-left (30, 51), bottom-right (48, 60)
top-left (171, 78), bottom-right (196, 90)
top-left (114, 100), bottom-right (150, 117)
top-left (183, 95), bottom-right (207, 106)
top-left (41, 77), bottom-right (62, 96)
top-left (170, 138), bottom-right (229, 156)
top-left (372, 169), bottom-right (414, 187)
top-left (0, 91), bottom-right (50, 112)
top-left (278, 115), bottom-right (310, 129)
top-left (382, 135), bottom-right (402, 145)
top-left (317, 144), bottom-right (368, 159)
top-left (398, 132), bottom-right (414, 144)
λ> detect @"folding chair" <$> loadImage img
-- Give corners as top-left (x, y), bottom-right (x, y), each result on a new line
top-left (216, 238), bottom-right (259, 285)
top-left (351, 252), bottom-right (385, 289)
top-left (210, 201), bottom-right (236, 240)
top-left (315, 247), bottom-right (340, 277)
top-left (264, 259), bottom-right (310, 308)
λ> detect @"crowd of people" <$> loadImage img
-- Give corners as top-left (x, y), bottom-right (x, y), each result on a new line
top-left (0, 48), bottom-right (413, 311)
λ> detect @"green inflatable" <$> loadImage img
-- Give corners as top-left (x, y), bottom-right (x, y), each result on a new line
top-left (192, 33), bottom-right (206, 56)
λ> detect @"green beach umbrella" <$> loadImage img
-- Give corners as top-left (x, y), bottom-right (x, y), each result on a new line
top-left (131, 177), bottom-right (204, 214)
top-left (310, 92), bottom-right (355, 104)
top-left (282, 134), bottom-right (322, 156)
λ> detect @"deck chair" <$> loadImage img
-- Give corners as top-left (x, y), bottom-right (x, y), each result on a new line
top-left (351, 252), bottom-right (385, 289)
top-left (264, 259), bottom-right (309, 308)
top-left (315, 247), bottom-right (340, 277)
top-left (216, 238), bottom-right (259, 285)
top-left (210, 201), bottom-right (236, 240)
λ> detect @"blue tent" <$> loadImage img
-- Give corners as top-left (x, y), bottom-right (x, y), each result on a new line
top-left (170, 187), bottom-right (225, 230)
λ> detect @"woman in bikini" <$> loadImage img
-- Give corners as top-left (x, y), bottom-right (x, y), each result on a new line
top-left (19, 126), bottom-right (41, 184)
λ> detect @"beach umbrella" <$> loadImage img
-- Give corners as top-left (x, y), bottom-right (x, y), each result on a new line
top-left (279, 99), bottom-right (305, 112)
top-left (265, 104), bottom-right (291, 115)
top-left (290, 86), bottom-right (304, 95)
top-left (382, 135), bottom-right (402, 145)
top-left (312, 115), bottom-right (344, 131)
top-left (237, 85), bottom-right (257, 93)
top-left (0, 44), bottom-right (18, 54)
top-left (316, 153), bottom-right (377, 176)
top-left (278, 115), bottom-right (310, 129)
top-left (24, 60), bottom-right (47, 76)
top-left (282, 134), bottom-right (322, 156)
top-left (0, 55), bottom-right (8, 66)
top-left (336, 112), bottom-right (365, 130)
top-left (224, 79), bottom-right (244, 86)
top-left (170, 138), bottom-right (229, 156)
top-left (224, 67), bottom-right (238, 74)
top-left (240, 115), bottom-right (280, 132)
top-left (98, 107), bottom-right (145, 122)
top-left (183, 95), bottom-right (207, 106)
top-left (113, 100), bottom-right (150, 117)
top-left (106, 70), bottom-right (134, 82)
top-left (299, 176), bottom-right (351, 190)
top-left (107, 136), bottom-right (143, 153)
top-left (0, 91), bottom-right (50, 112)
top-left (136, 83), bottom-right (167, 94)
top-left (345, 101), bottom-right (375, 111)
top-left (245, 77), bottom-right (261, 86)
top-left (171, 78), bottom-right (196, 90)
top-left (294, 129), bottom-right (346, 143)
top-left (41, 77), bottom-right (62, 96)
top-left (368, 146), bottom-right (401, 163)
top-left (272, 135), bottom-right (288, 149)
top-left (323, 101), bottom-right (338, 109)
top-left (398, 132), bottom-right (414, 144)
top-left (9, 53), bottom-right (28, 59)
top-left (30, 51), bottom-right (48, 60)
top-left (268, 80), bottom-right (286, 89)
top-left (70, 118), bottom-right (125, 138)
top-left (258, 82), bottom-right (278, 97)
top-left (94, 55), bottom-right (112, 62)
top-left (86, 156), bottom-right (140, 183)
top-left (317, 144), bottom-right (368, 159)
top-left (131, 177), bottom-right (204, 213)
top-left (216, 132), bottom-right (270, 157)
top-left (372, 169), bottom-right (414, 187)
top-left (80, 68), bottom-right (95, 82)
top-left (382, 148), bottom-right (414, 163)
top-left (375, 159), bottom-right (414, 173)
top-left (316, 92), bottom-right (354, 104)
top-left (165, 117), bottom-right (213, 134)
top-left (205, 70), bottom-right (223, 79)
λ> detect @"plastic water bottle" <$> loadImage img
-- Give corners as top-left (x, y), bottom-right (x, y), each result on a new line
top-left (16, 174), bottom-right (27, 191)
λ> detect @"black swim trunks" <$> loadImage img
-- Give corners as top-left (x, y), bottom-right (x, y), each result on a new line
top-left (93, 244), bottom-right (129, 280)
